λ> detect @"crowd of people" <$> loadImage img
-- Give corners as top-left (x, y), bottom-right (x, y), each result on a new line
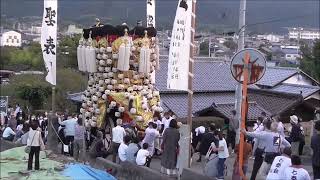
top-left (1, 104), bottom-right (320, 180)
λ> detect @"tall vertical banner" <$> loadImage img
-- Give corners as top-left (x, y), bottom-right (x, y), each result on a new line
top-left (167, 0), bottom-right (192, 90)
top-left (41, 0), bottom-right (57, 86)
top-left (146, 0), bottom-right (156, 27)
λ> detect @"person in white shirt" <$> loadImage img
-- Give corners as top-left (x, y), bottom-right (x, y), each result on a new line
top-left (118, 135), bottom-right (131, 163)
top-left (213, 130), bottom-right (229, 180)
top-left (266, 147), bottom-right (292, 180)
top-left (283, 155), bottom-right (311, 180)
top-left (59, 116), bottom-right (77, 156)
top-left (136, 143), bottom-right (151, 166)
top-left (112, 119), bottom-right (126, 162)
top-left (161, 112), bottom-right (172, 134)
top-left (142, 122), bottom-right (160, 156)
top-left (2, 124), bottom-right (16, 141)
top-left (252, 117), bottom-right (264, 155)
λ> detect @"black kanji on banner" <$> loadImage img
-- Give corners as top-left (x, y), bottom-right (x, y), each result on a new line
top-left (147, 0), bottom-right (153, 5)
top-left (43, 36), bottom-right (56, 55)
top-left (45, 7), bottom-right (56, 26)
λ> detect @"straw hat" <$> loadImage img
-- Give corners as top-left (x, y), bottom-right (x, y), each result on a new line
top-left (290, 115), bottom-right (298, 124)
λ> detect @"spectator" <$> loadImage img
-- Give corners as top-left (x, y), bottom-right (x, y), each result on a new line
top-left (242, 119), bottom-right (291, 176)
top-left (266, 147), bottom-right (292, 180)
top-left (142, 122), bottom-right (160, 157)
top-left (232, 136), bottom-right (252, 180)
top-left (250, 118), bottom-right (267, 180)
top-left (197, 124), bottom-right (217, 162)
top-left (73, 118), bottom-right (85, 162)
top-left (160, 119), bottom-right (180, 176)
top-left (136, 143), bottom-right (151, 166)
top-left (20, 124), bottom-right (30, 145)
top-left (161, 112), bottom-right (172, 133)
top-left (283, 155), bottom-right (311, 180)
top-left (215, 130), bottom-right (229, 180)
top-left (2, 124), bottom-right (16, 141)
top-left (125, 137), bottom-right (140, 163)
top-left (112, 119), bottom-right (126, 163)
top-left (274, 116), bottom-right (285, 138)
top-left (152, 112), bottom-right (163, 131)
top-left (192, 126), bottom-right (205, 154)
top-left (27, 121), bottom-right (45, 170)
top-left (311, 120), bottom-right (320, 179)
top-left (89, 131), bottom-right (109, 158)
top-left (227, 110), bottom-right (239, 153)
top-left (298, 118), bottom-right (305, 156)
top-left (118, 135), bottom-right (131, 163)
top-left (288, 115), bottom-right (303, 155)
top-left (59, 115), bottom-right (77, 156)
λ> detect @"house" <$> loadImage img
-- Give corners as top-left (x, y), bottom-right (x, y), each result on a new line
top-left (0, 30), bottom-right (22, 47)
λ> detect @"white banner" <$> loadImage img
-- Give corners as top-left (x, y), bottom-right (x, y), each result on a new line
top-left (167, 0), bottom-right (192, 90)
top-left (41, 0), bottom-right (57, 86)
top-left (146, 0), bottom-right (156, 27)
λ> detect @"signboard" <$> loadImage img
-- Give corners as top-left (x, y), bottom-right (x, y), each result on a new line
top-left (41, 0), bottom-right (57, 86)
top-left (230, 48), bottom-right (266, 84)
top-left (167, 0), bottom-right (192, 91)
top-left (0, 96), bottom-right (8, 114)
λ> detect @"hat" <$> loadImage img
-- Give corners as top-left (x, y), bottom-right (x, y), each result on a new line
top-left (290, 115), bottom-right (298, 124)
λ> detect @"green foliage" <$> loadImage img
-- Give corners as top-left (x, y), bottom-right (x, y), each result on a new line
top-left (55, 68), bottom-right (87, 111)
top-left (300, 40), bottom-right (320, 81)
top-left (0, 43), bottom-right (44, 71)
top-left (0, 69), bottom-right (87, 112)
top-left (199, 41), bottom-right (209, 55)
top-left (0, 75), bottom-right (51, 110)
top-left (223, 40), bottom-right (237, 51)
top-left (57, 35), bottom-right (81, 69)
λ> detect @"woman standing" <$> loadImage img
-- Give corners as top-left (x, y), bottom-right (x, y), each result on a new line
top-left (160, 119), bottom-right (180, 176)
top-left (27, 121), bottom-right (45, 170)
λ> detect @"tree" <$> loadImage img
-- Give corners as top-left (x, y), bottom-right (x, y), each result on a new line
top-left (300, 40), bottom-right (320, 81)
top-left (199, 41), bottom-right (209, 55)
top-left (223, 40), bottom-right (238, 51)
top-left (58, 35), bottom-right (81, 69)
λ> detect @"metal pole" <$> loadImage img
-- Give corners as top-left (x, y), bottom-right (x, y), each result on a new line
top-left (52, 86), bottom-right (56, 113)
top-left (187, 0), bottom-right (196, 168)
top-left (235, 0), bottom-right (246, 146)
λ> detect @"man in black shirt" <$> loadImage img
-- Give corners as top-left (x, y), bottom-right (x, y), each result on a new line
top-left (197, 124), bottom-right (218, 162)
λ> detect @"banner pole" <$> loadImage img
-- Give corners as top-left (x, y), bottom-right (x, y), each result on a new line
top-left (187, 0), bottom-right (196, 168)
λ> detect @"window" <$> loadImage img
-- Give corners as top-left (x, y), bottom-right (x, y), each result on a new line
top-left (17, 39), bottom-right (20, 43)
top-left (11, 39), bottom-right (14, 43)
top-left (6, 39), bottom-right (9, 43)
top-left (14, 36), bottom-right (17, 39)
top-left (9, 36), bottom-right (12, 39)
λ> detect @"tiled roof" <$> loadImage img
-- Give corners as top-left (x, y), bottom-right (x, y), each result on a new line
top-left (160, 92), bottom-right (235, 118)
top-left (272, 83), bottom-right (320, 98)
top-left (156, 59), bottom-right (258, 92)
top-left (67, 92), bottom-right (83, 102)
top-left (256, 66), bottom-right (298, 87)
top-left (212, 102), bottom-right (268, 121)
top-left (160, 89), bottom-right (302, 118)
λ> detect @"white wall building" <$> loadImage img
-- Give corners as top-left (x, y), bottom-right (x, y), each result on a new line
top-left (0, 30), bottom-right (22, 47)
top-left (257, 34), bottom-right (284, 42)
top-left (288, 27), bottom-right (320, 40)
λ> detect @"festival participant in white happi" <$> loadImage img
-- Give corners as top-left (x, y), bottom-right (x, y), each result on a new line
top-left (142, 122), bottom-right (160, 157)
top-left (283, 155), bottom-right (311, 180)
top-left (266, 147), bottom-right (292, 180)
top-left (136, 143), bottom-right (151, 166)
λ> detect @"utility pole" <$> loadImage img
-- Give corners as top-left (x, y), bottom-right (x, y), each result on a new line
top-left (235, 0), bottom-right (246, 145)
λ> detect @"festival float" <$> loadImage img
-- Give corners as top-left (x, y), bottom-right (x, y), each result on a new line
top-left (77, 20), bottom-right (162, 130)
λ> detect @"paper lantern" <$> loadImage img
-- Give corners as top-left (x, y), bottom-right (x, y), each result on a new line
top-left (96, 53), bottom-right (102, 60)
top-left (106, 59), bottom-right (113, 65)
top-left (112, 68), bottom-right (118, 73)
top-left (124, 78), bottom-right (130, 84)
top-left (118, 74), bottom-right (124, 79)
top-left (108, 72), bottom-right (114, 78)
top-left (102, 53), bottom-right (108, 60)
top-left (104, 89), bottom-right (111, 95)
top-left (130, 108), bottom-right (137, 114)
top-left (115, 112), bottom-right (121, 117)
top-left (127, 87), bottom-right (133, 92)
top-left (82, 103), bottom-right (87, 108)
top-left (107, 85), bottom-right (113, 90)
top-left (118, 107), bottom-right (125, 112)
top-left (102, 94), bottom-right (107, 100)
top-left (112, 53), bottom-right (118, 59)
top-left (95, 91), bottom-right (102, 97)
top-left (99, 47), bottom-right (106, 53)
top-left (106, 47), bottom-right (112, 53)
top-left (111, 79), bottom-right (117, 85)
top-left (98, 66), bottom-right (104, 72)
top-left (99, 60), bottom-right (106, 66)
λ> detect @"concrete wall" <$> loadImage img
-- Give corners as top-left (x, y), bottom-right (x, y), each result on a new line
top-left (93, 158), bottom-right (215, 180)
top-left (0, 140), bottom-right (23, 152)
